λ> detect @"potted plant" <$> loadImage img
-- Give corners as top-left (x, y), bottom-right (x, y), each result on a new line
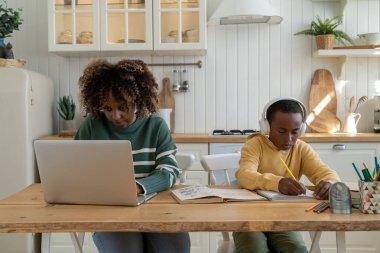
top-left (57, 95), bottom-right (76, 133)
top-left (0, 0), bottom-right (23, 59)
top-left (294, 16), bottom-right (354, 49)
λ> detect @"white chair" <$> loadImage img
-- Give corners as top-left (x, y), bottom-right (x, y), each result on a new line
top-left (200, 153), bottom-right (323, 253)
top-left (41, 153), bottom-right (195, 253)
top-left (201, 153), bottom-right (241, 253)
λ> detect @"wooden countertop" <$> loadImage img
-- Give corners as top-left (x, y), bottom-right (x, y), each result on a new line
top-left (40, 133), bottom-right (380, 143)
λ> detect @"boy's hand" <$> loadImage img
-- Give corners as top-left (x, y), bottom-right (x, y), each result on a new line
top-left (279, 178), bottom-right (306, 195)
top-left (313, 180), bottom-right (331, 200)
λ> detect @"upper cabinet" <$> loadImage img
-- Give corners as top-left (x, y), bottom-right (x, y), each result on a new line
top-left (48, 0), bottom-right (206, 55)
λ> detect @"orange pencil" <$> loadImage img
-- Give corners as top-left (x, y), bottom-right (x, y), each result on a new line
top-left (305, 201), bottom-right (322, 212)
top-left (375, 168), bottom-right (380, 181)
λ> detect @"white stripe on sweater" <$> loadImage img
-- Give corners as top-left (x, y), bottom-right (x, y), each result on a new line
top-left (134, 161), bottom-right (156, 166)
top-left (132, 148), bottom-right (156, 154)
top-left (156, 149), bottom-right (177, 160)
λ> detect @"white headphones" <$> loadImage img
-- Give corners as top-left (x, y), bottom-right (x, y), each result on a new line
top-left (259, 97), bottom-right (307, 135)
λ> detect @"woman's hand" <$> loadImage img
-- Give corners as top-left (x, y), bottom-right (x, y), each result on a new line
top-left (136, 183), bottom-right (143, 194)
top-left (278, 178), bottom-right (306, 195)
top-left (313, 180), bottom-right (331, 200)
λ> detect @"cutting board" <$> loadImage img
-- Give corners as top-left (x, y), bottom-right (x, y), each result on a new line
top-left (308, 69), bottom-right (341, 132)
top-left (158, 77), bottom-right (175, 132)
top-left (309, 69), bottom-right (337, 115)
top-left (307, 109), bottom-right (341, 133)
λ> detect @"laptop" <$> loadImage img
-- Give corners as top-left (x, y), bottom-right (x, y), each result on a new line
top-left (34, 140), bottom-right (156, 206)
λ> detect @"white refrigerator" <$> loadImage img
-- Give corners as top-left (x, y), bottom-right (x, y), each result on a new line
top-left (0, 67), bottom-right (54, 252)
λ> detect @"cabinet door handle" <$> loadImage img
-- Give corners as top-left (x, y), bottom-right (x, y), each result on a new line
top-left (332, 144), bottom-right (346, 150)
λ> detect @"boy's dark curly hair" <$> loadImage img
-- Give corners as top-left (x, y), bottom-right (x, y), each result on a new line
top-left (78, 59), bottom-right (159, 119)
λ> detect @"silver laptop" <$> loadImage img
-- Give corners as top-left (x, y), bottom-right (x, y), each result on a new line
top-left (34, 140), bottom-right (156, 206)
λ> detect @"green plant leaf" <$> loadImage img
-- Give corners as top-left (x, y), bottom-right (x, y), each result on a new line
top-left (57, 95), bottom-right (76, 120)
top-left (294, 15), bottom-right (353, 45)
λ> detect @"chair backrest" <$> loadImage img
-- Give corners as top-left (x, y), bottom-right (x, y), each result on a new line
top-left (176, 153), bottom-right (195, 184)
top-left (201, 153), bottom-right (240, 252)
top-left (200, 153), bottom-right (240, 186)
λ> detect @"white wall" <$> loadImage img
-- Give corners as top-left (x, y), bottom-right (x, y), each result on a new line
top-left (6, 0), bottom-right (380, 134)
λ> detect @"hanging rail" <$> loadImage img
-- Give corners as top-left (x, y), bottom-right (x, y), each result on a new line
top-left (147, 60), bottom-right (202, 69)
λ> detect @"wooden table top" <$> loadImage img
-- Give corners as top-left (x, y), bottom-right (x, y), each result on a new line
top-left (40, 132), bottom-right (380, 143)
top-left (1, 184), bottom-right (379, 233)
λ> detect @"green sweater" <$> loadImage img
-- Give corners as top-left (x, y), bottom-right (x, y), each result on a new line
top-left (74, 114), bottom-right (178, 195)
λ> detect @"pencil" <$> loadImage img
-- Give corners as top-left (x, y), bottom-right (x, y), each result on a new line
top-left (317, 203), bottom-right (330, 213)
top-left (352, 163), bottom-right (363, 181)
top-left (305, 201), bottom-right (322, 212)
top-left (279, 157), bottom-right (296, 180)
top-left (305, 185), bottom-right (317, 191)
top-left (363, 162), bottom-right (374, 181)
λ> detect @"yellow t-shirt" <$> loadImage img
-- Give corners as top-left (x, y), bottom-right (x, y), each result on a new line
top-left (236, 133), bottom-right (340, 192)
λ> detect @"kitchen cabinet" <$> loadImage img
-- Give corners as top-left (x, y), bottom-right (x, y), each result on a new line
top-left (48, 142), bottom-right (209, 253)
top-left (48, 0), bottom-right (206, 55)
top-left (306, 142), bottom-right (380, 253)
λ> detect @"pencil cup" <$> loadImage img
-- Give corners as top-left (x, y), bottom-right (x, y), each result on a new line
top-left (359, 181), bottom-right (380, 214)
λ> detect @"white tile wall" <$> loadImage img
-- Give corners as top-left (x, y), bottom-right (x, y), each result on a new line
top-left (6, 0), bottom-right (380, 134)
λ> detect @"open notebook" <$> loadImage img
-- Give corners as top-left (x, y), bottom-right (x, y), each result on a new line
top-left (256, 189), bottom-right (314, 201)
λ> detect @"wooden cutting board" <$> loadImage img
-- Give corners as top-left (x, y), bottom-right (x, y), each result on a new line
top-left (158, 77), bottom-right (175, 133)
top-left (307, 109), bottom-right (341, 133)
top-left (309, 69), bottom-right (337, 115)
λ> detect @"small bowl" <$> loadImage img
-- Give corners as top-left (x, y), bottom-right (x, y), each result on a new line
top-left (358, 32), bottom-right (380, 44)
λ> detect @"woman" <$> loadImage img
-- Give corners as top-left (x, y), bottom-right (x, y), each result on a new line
top-left (75, 59), bottom-right (190, 253)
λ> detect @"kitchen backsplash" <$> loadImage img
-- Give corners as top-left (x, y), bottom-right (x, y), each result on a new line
top-left (7, 0), bottom-right (380, 134)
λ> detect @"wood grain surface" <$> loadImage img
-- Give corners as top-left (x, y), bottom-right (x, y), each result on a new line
top-left (158, 77), bottom-right (175, 132)
top-left (308, 69), bottom-right (340, 132)
top-left (1, 184), bottom-right (380, 233)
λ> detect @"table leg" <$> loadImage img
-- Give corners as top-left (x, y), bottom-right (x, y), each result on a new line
top-left (69, 232), bottom-right (85, 253)
top-left (336, 232), bottom-right (346, 253)
top-left (41, 233), bottom-right (51, 253)
top-left (309, 231), bottom-right (322, 253)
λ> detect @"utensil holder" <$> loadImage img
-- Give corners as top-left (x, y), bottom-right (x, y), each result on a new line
top-left (359, 180), bottom-right (380, 214)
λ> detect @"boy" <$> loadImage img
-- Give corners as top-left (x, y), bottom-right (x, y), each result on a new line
top-left (233, 97), bottom-right (340, 253)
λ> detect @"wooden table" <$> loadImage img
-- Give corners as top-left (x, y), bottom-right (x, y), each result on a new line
top-left (1, 184), bottom-right (379, 253)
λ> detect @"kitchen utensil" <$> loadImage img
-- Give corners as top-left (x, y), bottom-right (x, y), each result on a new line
top-left (334, 45), bottom-right (380, 49)
top-left (158, 77), bottom-right (175, 132)
top-left (349, 96), bottom-right (355, 113)
top-left (308, 69), bottom-right (339, 132)
top-left (308, 109), bottom-right (341, 133)
top-left (309, 69), bottom-right (337, 115)
top-left (343, 113), bottom-right (361, 134)
top-left (354, 95), bottom-right (368, 112)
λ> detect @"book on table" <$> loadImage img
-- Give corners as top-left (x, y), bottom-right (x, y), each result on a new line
top-left (256, 189), bottom-right (315, 201)
top-left (171, 185), bottom-right (266, 204)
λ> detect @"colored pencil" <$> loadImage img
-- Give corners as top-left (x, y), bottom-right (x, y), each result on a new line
top-left (317, 203), bottom-right (330, 213)
top-left (352, 163), bottom-right (363, 181)
top-left (363, 162), bottom-right (374, 182)
top-left (305, 201), bottom-right (322, 212)
top-left (279, 157), bottom-right (296, 180)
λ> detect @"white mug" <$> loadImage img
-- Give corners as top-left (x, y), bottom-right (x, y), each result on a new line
top-left (343, 113), bottom-right (361, 134)
top-left (158, 108), bottom-right (172, 130)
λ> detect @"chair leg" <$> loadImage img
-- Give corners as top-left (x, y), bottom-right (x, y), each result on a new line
top-left (41, 233), bottom-right (51, 253)
top-left (336, 232), bottom-right (346, 253)
top-left (309, 231), bottom-right (322, 253)
top-left (70, 232), bottom-right (85, 253)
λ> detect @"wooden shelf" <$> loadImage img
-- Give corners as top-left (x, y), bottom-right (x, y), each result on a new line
top-left (314, 49), bottom-right (380, 57)
top-left (314, 48), bottom-right (380, 79)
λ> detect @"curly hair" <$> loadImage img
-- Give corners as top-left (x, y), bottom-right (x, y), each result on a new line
top-left (78, 59), bottom-right (159, 119)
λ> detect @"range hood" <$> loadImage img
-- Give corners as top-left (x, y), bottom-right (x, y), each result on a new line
top-left (210, 0), bottom-right (283, 25)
